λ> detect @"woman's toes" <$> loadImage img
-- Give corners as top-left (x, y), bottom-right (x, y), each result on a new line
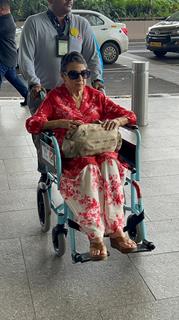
top-left (89, 241), bottom-right (107, 260)
top-left (128, 239), bottom-right (137, 248)
top-left (94, 249), bottom-right (100, 256)
top-left (110, 235), bottom-right (137, 253)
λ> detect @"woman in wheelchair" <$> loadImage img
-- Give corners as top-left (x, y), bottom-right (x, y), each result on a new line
top-left (26, 51), bottom-right (137, 261)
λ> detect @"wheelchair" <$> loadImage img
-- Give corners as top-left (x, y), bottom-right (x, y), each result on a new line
top-left (37, 125), bottom-right (155, 263)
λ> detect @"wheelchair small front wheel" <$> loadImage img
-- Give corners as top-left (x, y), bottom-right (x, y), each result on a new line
top-left (52, 226), bottom-right (66, 257)
top-left (127, 214), bottom-right (143, 243)
top-left (37, 185), bottom-right (51, 233)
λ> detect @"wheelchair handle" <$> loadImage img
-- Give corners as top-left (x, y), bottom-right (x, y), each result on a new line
top-left (39, 90), bottom-right (46, 100)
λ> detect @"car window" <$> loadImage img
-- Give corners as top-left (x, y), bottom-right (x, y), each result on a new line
top-left (80, 13), bottom-right (104, 26)
top-left (166, 11), bottom-right (179, 21)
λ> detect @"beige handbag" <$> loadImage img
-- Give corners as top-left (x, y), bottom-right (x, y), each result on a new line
top-left (62, 123), bottom-right (122, 158)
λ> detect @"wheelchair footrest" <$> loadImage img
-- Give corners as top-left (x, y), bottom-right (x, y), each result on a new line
top-left (131, 239), bottom-right (155, 253)
top-left (72, 252), bottom-right (91, 263)
top-left (72, 250), bottom-right (110, 263)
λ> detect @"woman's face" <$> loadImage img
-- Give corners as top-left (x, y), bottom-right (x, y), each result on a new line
top-left (62, 62), bottom-right (89, 93)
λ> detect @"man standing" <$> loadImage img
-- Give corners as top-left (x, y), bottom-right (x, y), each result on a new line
top-left (19, 0), bottom-right (104, 182)
top-left (0, 0), bottom-right (28, 106)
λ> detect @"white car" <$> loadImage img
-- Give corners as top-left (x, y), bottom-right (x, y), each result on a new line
top-left (73, 10), bottom-right (128, 64)
top-left (15, 26), bottom-right (23, 50)
top-left (16, 10), bottom-right (128, 64)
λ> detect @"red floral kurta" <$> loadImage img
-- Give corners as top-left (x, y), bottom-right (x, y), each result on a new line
top-left (26, 84), bottom-right (136, 178)
top-left (26, 85), bottom-right (136, 240)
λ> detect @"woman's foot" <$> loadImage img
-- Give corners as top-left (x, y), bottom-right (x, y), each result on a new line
top-left (89, 240), bottom-right (108, 261)
top-left (110, 233), bottom-right (137, 254)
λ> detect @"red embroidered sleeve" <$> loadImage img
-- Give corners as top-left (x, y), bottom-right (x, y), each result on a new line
top-left (26, 97), bottom-right (54, 134)
top-left (101, 95), bottom-right (136, 124)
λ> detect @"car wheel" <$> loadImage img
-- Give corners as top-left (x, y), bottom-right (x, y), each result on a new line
top-left (153, 50), bottom-right (167, 58)
top-left (101, 42), bottom-right (119, 64)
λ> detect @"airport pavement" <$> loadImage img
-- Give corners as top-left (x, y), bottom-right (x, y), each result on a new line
top-left (0, 95), bottom-right (179, 320)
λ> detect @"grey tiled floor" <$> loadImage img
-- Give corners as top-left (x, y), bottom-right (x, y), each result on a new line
top-left (0, 97), bottom-right (179, 320)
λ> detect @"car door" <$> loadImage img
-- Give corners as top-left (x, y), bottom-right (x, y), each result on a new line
top-left (79, 13), bottom-right (108, 47)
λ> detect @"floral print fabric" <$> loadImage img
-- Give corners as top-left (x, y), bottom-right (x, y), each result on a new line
top-left (26, 84), bottom-right (136, 238)
top-left (60, 159), bottom-right (127, 239)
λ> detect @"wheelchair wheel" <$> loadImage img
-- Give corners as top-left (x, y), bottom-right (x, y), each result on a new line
top-left (37, 185), bottom-right (51, 232)
top-left (52, 226), bottom-right (66, 257)
top-left (127, 214), bottom-right (143, 243)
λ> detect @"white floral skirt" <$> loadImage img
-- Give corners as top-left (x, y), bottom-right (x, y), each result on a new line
top-left (60, 159), bottom-right (127, 240)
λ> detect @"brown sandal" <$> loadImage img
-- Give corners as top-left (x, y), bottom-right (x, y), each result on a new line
top-left (110, 235), bottom-right (137, 254)
top-left (90, 241), bottom-right (108, 261)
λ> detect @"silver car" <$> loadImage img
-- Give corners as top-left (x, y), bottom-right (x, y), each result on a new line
top-left (146, 11), bottom-right (179, 57)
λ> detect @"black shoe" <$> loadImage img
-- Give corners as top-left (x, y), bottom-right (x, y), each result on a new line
top-left (38, 173), bottom-right (48, 184)
top-left (20, 97), bottom-right (27, 107)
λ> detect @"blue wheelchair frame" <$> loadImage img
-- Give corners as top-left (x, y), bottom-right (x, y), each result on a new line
top-left (37, 125), bottom-right (155, 263)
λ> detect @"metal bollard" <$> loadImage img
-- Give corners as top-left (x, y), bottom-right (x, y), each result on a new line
top-left (131, 61), bottom-right (149, 126)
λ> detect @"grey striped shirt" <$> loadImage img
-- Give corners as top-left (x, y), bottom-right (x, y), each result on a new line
top-left (19, 11), bottom-right (103, 89)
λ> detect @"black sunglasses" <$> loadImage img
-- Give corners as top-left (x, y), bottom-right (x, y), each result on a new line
top-left (64, 69), bottom-right (91, 80)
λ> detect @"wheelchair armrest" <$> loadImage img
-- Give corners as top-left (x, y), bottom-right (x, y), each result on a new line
top-left (123, 124), bottom-right (138, 130)
top-left (119, 124), bottom-right (140, 170)
top-left (40, 131), bottom-right (55, 147)
top-left (119, 140), bottom-right (136, 170)
top-left (42, 130), bottom-right (54, 137)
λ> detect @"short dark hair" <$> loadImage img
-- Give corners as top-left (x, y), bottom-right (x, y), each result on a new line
top-left (61, 52), bottom-right (87, 73)
top-left (0, 0), bottom-right (10, 7)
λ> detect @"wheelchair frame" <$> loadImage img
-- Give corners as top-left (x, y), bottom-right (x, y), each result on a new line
top-left (37, 126), bottom-right (155, 263)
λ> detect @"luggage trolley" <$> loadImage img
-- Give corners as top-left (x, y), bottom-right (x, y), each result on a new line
top-left (37, 126), bottom-right (155, 263)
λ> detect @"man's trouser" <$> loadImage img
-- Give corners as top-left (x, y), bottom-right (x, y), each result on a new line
top-left (0, 63), bottom-right (28, 98)
top-left (28, 90), bottom-right (47, 174)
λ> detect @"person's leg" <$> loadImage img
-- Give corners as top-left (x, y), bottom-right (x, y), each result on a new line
top-left (31, 134), bottom-right (48, 177)
top-left (0, 63), bottom-right (8, 88)
top-left (60, 164), bottom-right (107, 260)
top-left (100, 159), bottom-right (137, 253)
top-left (100, 159), bottom-right (125, 234)
top-left (5, 67), bottom-right (28, 104)
top-left (0, 73), bottom-right (2, 88)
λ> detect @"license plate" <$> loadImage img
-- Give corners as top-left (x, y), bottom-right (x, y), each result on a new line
top-left (149, 42), bottom-right (162, 47)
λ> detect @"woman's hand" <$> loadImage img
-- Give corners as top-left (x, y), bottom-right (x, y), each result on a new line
top-left (101, 117), bottom-right (129, 130)
top-left (43, 119), bottom-right (83, 130)
top-left (55, 119), bottom-right (84, 129)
